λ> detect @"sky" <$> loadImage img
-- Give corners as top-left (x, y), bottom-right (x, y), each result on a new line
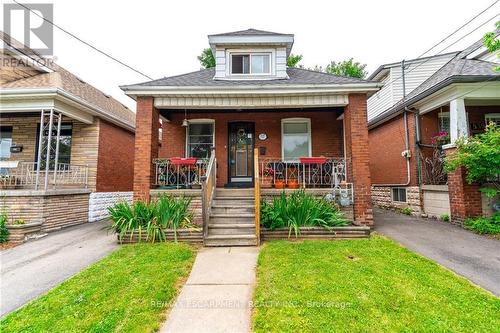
top-left (2, 0), bottom-right (499, 110)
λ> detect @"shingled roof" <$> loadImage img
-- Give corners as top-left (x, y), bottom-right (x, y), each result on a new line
top-left (124, 67), bottom-right (373, 88)
top-left (208, 28), bottom-right (293, 37)
top-left (368, 35), bottom-right (500, 128)
top-left (1, 32), bottom-right (135, 130)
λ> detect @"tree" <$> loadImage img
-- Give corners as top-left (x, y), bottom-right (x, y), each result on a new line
top-left (483, 21), bottom-right (500, 72)
top-left (325, 58), bottom-right (367, 79)
top-left (197, 48), bottom-right (215, 69)
top-left (287, 54), bottom-right (303, 68)
top-left (445, 123), bottom-right (500, 198)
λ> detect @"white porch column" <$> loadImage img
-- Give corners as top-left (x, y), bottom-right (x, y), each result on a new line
top-left (449, 98), bottom-right (468, 144)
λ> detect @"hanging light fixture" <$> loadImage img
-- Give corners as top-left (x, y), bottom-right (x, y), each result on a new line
top-left (182, 109), bottom-right (188, 127)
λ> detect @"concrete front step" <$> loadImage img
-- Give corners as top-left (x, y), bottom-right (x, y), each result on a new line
top-left (212, 199), bottom-right (255, 206)
top-left (204, 234), bottom-right (258, 247)
top-left (211, 206), bottom-right (254, 214)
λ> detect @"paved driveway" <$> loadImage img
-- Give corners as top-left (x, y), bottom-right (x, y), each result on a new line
top-left (374, 208), bottom-right (500, 297)
top-left (0, 220), bottom-right (118, 317)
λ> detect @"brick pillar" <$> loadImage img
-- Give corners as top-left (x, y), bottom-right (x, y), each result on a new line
top-left (344, 94), bottom-right (373, 225)
top-left (133, 96), bottom-right (159, 202)
top-left (445, 148), bottom-right (482, 224)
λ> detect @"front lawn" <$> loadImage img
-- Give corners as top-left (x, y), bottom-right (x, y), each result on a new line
top-left (1, 243), bottom-right (195, 332)
top-left (253, 235), bottom-right (500, 332)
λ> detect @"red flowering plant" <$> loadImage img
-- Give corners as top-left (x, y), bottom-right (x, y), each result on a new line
top-left (260, 166), bottom-right (275, 177)
top-left (431, 131), bottom-right (450, 146)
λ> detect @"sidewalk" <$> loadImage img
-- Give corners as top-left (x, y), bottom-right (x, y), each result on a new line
top-left (161, 247), bottom-right (259, 333)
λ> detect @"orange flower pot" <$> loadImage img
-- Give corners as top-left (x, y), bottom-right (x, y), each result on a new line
top-left (287, 179), bottom-right (300, 189)
top-left (274, 180), bottom-right (285, 189)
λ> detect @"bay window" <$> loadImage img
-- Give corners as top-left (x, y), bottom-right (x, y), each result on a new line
top-left (282, 118), bottom-right (311, 161)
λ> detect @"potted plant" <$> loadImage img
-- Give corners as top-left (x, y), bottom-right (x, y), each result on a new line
top-left (260, 167), bottom-right (274, 188)
top-left (274, 179), bottom-right (285, 189)
top-left (287, 179), bottom-right (300, 189)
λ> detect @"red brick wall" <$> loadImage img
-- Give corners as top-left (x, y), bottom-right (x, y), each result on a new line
top-left (161, 111), bottom-right (344, 187)
top-left (96, 119), bottom-right (135, 192)
top-left (133, 97), bottom-right (159, 201)
top-left (369, 114), bottom-right (418, 186)
top-left (345, 94), bottom-right (373, 225)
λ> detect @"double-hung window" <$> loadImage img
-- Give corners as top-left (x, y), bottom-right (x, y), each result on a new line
top-left (187, 121), bottom-right (214, 158)
top-left (282, 119), bottom-right (311, 161)
top-left (231, 53), bottom-right (270, 75)
top-left (438, 112), bottom-right (450, 133)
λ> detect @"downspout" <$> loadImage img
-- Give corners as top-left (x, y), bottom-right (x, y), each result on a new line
top-left (373, 59), bottom-right (411, 187)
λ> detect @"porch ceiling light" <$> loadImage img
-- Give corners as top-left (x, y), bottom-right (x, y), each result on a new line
top-left (182, 109), bottom-right (188, 127)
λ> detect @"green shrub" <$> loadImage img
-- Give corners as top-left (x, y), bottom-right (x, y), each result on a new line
top-left (0, 214), bottom-right (9, 243)
top-left (464, 213), bottom-right (500, 235)
top-left (260, 190), bottom-right (349, 237)
top-left (440, 214), bottom-right (450, 222)
top-left (108, 195), bottom-right (194, 243)
top-left (400, 207), bottom-right (412, 215)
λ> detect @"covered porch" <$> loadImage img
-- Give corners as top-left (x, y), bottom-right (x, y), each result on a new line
top-left (132, 93), bottom-right (373, 226)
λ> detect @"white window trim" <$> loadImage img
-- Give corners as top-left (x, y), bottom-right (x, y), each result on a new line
top-left (226, 48), bottom-right (275, 77)
top-left (392, 187), bottom-right (407, 203)
top-left (485, 113), bottom-right (500, 125)
top-left (281, 118), bottom-right (312, 162)
top-left (185, 119), bottom-right (215, 158)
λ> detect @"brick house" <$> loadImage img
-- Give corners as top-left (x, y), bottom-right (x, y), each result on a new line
top-left (121, 29), bottom-right (380, 245)
top-left (0, 32), bottom-right (135, 240)
top-left (367, 34), bottom-right (500, 224)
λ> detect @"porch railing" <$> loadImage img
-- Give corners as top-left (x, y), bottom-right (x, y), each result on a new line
top-left (0, 161), bottom-right (88, 189)
top-left (258, 157), bottom-right (349, 189)
top-left (201, 150), bottom-right (216, 238)
top-left (153, 158), bottom-right (209, 189)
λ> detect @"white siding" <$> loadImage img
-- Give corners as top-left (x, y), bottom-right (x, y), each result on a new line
top-left (276, 47), bottom-right (288, 78)
top-left (367, 53), bottom-right (455, 121)
top-left (214, 48), bottom-right (226, 79)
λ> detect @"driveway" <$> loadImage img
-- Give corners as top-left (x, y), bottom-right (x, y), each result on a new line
top-left (374, 208), bottom-right (500, 297)
top-left (0, 220), bottom-right (118, 317)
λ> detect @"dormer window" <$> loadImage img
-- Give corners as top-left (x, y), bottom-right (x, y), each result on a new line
top-left (231, 53), bottom-right (271, 75)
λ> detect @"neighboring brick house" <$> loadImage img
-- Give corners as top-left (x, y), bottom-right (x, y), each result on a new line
top-left (367, 34), bottom-right (500, 224)
top-left (0, 32), bottom-right (135, 239)
top-left (121, 28), bottom-right (379, 245)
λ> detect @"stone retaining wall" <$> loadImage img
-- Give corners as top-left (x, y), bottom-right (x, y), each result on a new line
top-left (371, 186), bottom-right (421, 213)
top-left (89, 191), bottom-right (133, 222)
top-left (261, 226), bottom-right (370, 241)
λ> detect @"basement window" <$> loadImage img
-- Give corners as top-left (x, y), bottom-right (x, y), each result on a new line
top-left (392, 188), bottom-right (407, 203)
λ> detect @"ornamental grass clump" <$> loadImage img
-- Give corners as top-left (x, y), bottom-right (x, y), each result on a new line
top-left (261, 190), bottom-right (349, 237)
top-left (108, 195), bottom-right (194, 243)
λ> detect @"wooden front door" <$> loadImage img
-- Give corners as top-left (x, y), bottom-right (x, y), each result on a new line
top-left (228, 122), bottom-right (254, 186)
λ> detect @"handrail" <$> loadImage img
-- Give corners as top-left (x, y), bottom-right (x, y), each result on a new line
top-left (254, 148), bottom-right (260, 245)
top-left (201, 149), bottom-right (216, 238)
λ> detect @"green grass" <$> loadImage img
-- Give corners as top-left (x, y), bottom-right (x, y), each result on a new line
top-left (1, 243), bottom-right (196, 333)
top-left (253, 235), bottom-right (500, 333)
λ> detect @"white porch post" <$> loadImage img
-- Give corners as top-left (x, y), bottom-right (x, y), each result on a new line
top-left (35, 110), bottom-right (45, 190)
top-left (44, 109), bottom-right (54, 190)
top-left (52, 112), bottom-right (62, 188)
top-left (449, 98), bottom-right (468, 144)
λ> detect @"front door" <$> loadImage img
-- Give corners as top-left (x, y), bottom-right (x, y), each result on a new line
top-left (228, 122), bottom-right (254, 186)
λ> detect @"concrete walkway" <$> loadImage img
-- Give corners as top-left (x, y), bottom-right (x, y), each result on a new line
top-left (374, 208), bottom-right (500, 296)
top-left (161, 247), bottom-right (259, 333)
top-left (0, 220), bottom-right (117, 317)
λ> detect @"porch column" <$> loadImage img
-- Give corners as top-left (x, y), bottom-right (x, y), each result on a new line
top-left (444, 148), bottom-right (482, 224)
top-left (445, 99), bottom-right (482, 224)
top-left (449, 98), bottom-right (468, 144)
top-left (344, 94), bottom-right (373, 225)
top-left (133, 96), bottom-right (159, 202)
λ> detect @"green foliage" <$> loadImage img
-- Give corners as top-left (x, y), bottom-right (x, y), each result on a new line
top-left (13, 219), bottom-right (26, 225)
top-left (440, 214), bottom-right (450, 222)
top-left (325, 58), bottom-right (368, 79)
top-left (400, 207), bottom-right (412, 215)
top-left (445, 123), bottom-right (500, 198)
top-left (1, 243), bottom-right (195, 332)
top-left (253, 236), bottom-right (500, 332)
top-left (108, 195), bottom-right (194, 243)
top-left (464, 213), bottom-right (500, 235)
top-left (260, 190), bottom-right (349, 237)
top-left (0, 214), bottom-right (9, 243)
top-left (197, 48), bottom-right (215, 69)
top-left (286, 54), bottom-right (303, 67)
top-left (483, 21), bottom-right (500, 72)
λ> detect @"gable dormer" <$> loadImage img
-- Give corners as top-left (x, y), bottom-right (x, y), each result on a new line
top-left (208, 29), bottom-right (294, 80)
